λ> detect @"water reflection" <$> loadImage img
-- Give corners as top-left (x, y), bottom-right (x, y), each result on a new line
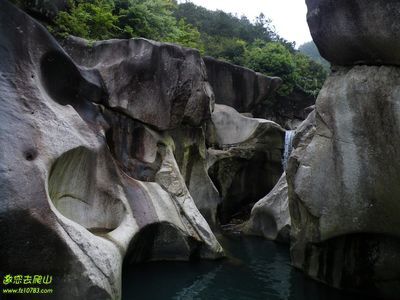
top-left (122, 236), bottom-right (380, 300)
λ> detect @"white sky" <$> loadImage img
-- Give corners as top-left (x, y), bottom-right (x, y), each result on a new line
top-left (177, 0), bottom-right (312, 47)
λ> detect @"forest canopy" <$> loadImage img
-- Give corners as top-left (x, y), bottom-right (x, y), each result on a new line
top-left (12, 0), bottom-right (328, 96)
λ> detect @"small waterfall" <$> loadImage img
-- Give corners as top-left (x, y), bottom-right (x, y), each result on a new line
top-left (282, 130), bottom-right (295, 170)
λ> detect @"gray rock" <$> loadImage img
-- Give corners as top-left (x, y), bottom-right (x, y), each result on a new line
top-left (204, 57), bottom-right (314, 129)
top-left (203, 56), bottom-right (281, 114)
top-left (207, 104), bottom-right (284, 147)
top-left (63, 36), bottom-right (214, 131)
top-left (169, 126), bottom-right (221, 228)
top-left (243, 173), bottom-right (290, 242)
top-left (287, 66), bottom-right (400, 299)
top-left (103, 110), bottom-right (224, 261)
top-left (0, 2), bottom-right (223, 299)
top-left (242, 110), bottom-right (316, 242)
top-left (206, 105), bottom-right (284, 224)
top-left (306, 0), bottom-right (400, 66)
top-left (0, 2), bottom-right (122, 297)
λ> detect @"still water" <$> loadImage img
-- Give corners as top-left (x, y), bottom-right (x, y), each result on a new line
top-left (122, 236), bottom-right (379, 300)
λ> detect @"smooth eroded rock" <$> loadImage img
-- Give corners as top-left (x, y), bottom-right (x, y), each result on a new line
top-left (243, 173), bottom-right (290, 243)
top-left (169, 126), bottom-right (221, 228)
top-left (63, 36), bottom-right (214, 130)
top-left (206, 105), bottom-right (284, 224)
top-left (0, 2), bottom-right (223, 299)
top-left (306, 0), bottom-right (400, 66)
top-left (242, 110), bottom-right (316, 242)
top-left (204, 56), bottom-right (281, 114)
top-left (287, 66), bottom-right (400, 298)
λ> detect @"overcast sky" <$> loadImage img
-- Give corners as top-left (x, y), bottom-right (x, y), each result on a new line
top-left (177, 0), bottom-right (312, 47)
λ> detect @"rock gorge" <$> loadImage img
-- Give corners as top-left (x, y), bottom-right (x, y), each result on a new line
top-left (0, 1), bottom-right (288, 298)
top-left (1, 0), bottom-right (399, 299)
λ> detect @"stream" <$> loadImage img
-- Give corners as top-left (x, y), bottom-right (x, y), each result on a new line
top-left (122, 235), bottom-right (379, 300)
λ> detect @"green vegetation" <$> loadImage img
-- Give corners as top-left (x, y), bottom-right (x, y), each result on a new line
top-left (54, 0), bottom-right (119, 40)
top-left (245, 41), bottom-right (297, 95)
top-left (12, 0), bottom-right (328, 96)
top-left (298, 41), bottom-right (330, 71)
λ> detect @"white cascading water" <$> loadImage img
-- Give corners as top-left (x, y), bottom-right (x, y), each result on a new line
top-left (282, 130), bottom-right (295, 170)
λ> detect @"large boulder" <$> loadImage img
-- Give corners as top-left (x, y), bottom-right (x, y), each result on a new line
top-left (306, 0), bottom-right (400, 66)
top-left (0, 2), bottom-right (223, 299)
top-left (103, 106), bottom-right (222, 228)
top-left (242, 173), bottom-right (290, 242)
top-left (242, 110), bottom-right (316, 242)
top-left (169, 126), bottom-right (221, 228)
top-left (287, 66), bottom-right (400, 299)
top-left (203, 56), bottom-right (281, 114)
top-left (103, 109), bottom-right (223, 258)
top-left (206, 104), bottom-right (284, 147)
top-left (206, 105), bottom-right (284, 224)
top-left (63, 36), bottom-right (214, 131)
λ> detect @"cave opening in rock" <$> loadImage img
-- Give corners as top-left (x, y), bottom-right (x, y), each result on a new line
top-left (209, 153), bottom-right (283, 228)
top-left (48, 147), bottom-right (126, 235)
top-left (124, 221), bottom-right (203, 265)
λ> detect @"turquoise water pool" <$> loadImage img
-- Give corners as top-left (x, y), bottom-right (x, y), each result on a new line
top-left (122, 236), bottom-right (379, 300)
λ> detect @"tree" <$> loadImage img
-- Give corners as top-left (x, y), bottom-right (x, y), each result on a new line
top-left (245, 41), bottom-right (297, 95)
top-left (115, 0), bottom-right (179, 41)
top-left (167, 19), bottom-right (205, 52)
top-left (244, 40), bottom-right (327, 96)
top-left (298, 41), bottom-right (330, 70)
top-left (293, 53), bottom-right (327, 96)
top-left (14, 0), bottom-right (327, 97)
top-left (51, 0), bottom-right (119, 40)
top-left (201, 35), bottom-right (247, 65)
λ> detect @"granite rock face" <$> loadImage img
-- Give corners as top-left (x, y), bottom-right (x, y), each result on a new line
top-left (204, 56), bottom-right (282, 114)
top-left (306, 0), bottom-right (400, 66)
top-left (204, 56), bottom-right (313, 129)
top-left (206, 105), bottom-right (284, 224)
top-left (63, 36), bottom-right (214, 131)
top-left (0, 2), bottom-right (223, 299)
top-left (291, 2), bottom-right (400, 297)
top-left (243, 173), bottom-right (290, 242)
top-left (169, 127), bottom-right (221, 227)
top-left (206, 104), bottom-right (284, 147)
top-left (243, 110), bottom-right (316, 243)
top-left (287, 66), bottom-right (400, 298)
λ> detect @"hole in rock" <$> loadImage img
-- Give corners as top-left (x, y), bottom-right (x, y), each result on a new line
top-left (209, 154), bottom-right (282, 228)
top-left (48, 147), bottom-right (125, 234)
top-left (24, 148), bottom-right (38, 161)
top-left (125, 222), bottom-right (199, 264)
